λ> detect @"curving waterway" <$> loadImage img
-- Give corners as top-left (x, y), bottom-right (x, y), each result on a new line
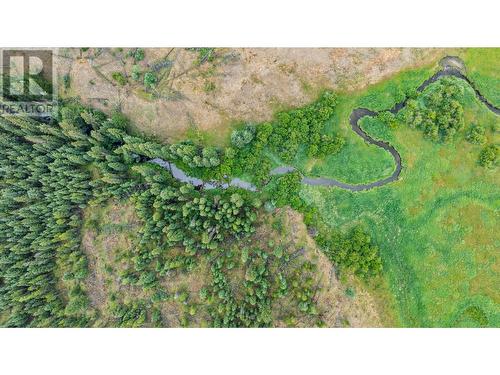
top-left (151, 57), bottom-right (499, 192)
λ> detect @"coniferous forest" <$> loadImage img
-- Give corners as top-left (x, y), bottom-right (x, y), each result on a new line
top-left (1, 92), bottom-right (379, 327)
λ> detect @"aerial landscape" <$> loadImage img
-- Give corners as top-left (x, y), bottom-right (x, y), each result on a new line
top-left (0, 47), bottom-right (498, 328)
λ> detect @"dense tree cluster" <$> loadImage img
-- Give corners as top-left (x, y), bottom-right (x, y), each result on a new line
top-left (399, 78), bottom-right (465, 142)
top-left (316, 226), bottom-right (383, 280)
top-left (0, 107), bottom-right (110, 326)
top-left (219, 123), bottom-right (273, 184)
top-left (130, 165), bottom-right (258, 252)
top-left (216, 91), bottom-right (344, 185)
top-left (109, 299), bottom-right (147, 328)
top-left (268, 91), bottom-right (343, 160)
top-left (266, 171), bottom-right (303, 209)
top-left (205, 248), bottom-right (272, 327)
top-left (168, 141), bottom-right (221, 168)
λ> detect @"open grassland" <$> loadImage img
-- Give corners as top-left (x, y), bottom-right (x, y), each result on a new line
top-left (460, 48), bottom-right (500, 108)
top-left (57, 48), bottom-right (441, 144)
top-left (300, 75), bottom-right (499, 327)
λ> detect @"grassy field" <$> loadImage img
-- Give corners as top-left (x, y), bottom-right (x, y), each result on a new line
top-left (459, 48), bottom-right (500, 108)
top-left (300, 75), bottom-right (499, 327)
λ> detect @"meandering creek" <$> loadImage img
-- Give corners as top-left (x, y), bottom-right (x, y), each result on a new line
top-left (151, 57), bottom-right (499, 192)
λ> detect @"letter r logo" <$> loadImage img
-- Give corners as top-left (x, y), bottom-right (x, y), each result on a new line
top-left (2, 49), bottom-right (54, 101)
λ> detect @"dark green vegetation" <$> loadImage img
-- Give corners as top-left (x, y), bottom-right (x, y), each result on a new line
top-left (0, 102), bottom-right (254, 326)
top-left (1, 111), bottom-right (96, 327)
top-left (317, 227), bottom-right (383, 280)
top-left (478, 144), bottom-right (498, 168)
top-left (387, 77), bottom-right (465, 142)
top-left (187, 48), bottom-right (216, 65)
top-left (143, 72), bottom-right (157, 89)
top-left (215, 91), bottom-right (344, 185)
top-left (0, 95), bottom-right (359, 327)
top-left (466, 124), bottom-right (487, 145)
top-left (112, 72), bottom-right (128, 86)
top-left (265, 172), bottom-right (303, 209)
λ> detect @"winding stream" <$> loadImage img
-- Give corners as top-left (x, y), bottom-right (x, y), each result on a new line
top-left (152, 57), bottom-right (499, 192)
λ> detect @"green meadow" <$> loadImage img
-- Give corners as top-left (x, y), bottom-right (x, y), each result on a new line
top-left (300, 56), bottom-right (499, 327)
top-left (461, 48), bottom-right (500, 107)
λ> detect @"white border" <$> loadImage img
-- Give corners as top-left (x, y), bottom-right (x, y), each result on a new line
top-left (0, 0), bottom-right (498, 46)
top-left (0, 328), bottom-right (498, 374)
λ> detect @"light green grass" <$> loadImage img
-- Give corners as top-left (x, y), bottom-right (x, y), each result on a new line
top-left (300, 77), bottom-right (500, 327)
top-left (460, 48), bottom-right (500, 108)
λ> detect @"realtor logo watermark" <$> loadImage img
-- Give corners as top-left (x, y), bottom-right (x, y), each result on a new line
top-left (0, 49), bottom-right (57, 116)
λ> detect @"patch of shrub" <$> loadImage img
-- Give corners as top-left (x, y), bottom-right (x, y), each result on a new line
top-left (203, 81), bottom-right (216, 93)
top-left (345, 287), bottom-right (356, 298)
top-left (462, 306), bottom-right (488, 327)
top-left (63, 74), bottom-right (71, 89)
top-left (112, 71), bottom-right (127, 86)
top-left (131, 65), bottom-right (141, 81)
top-left (466, 124), bottom-right (487, 145)
top-left (196, 48), bottom-right (215, 65)
top-left (478, 144), bottom-right (498, 167)
top-left (143, 72), bottom-right (157, 89)
top-left (134, 48), bottom-right (145, 62)
top-left (230, 125), bottom-right (255, 148)
top-left (317, 226), bottom-right (383, 279)
top-left (267, 171), bottom-right (303, 209)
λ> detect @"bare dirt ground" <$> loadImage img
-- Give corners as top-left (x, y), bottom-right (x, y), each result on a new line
top-left (56, 48), bottom-right (443, 144)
